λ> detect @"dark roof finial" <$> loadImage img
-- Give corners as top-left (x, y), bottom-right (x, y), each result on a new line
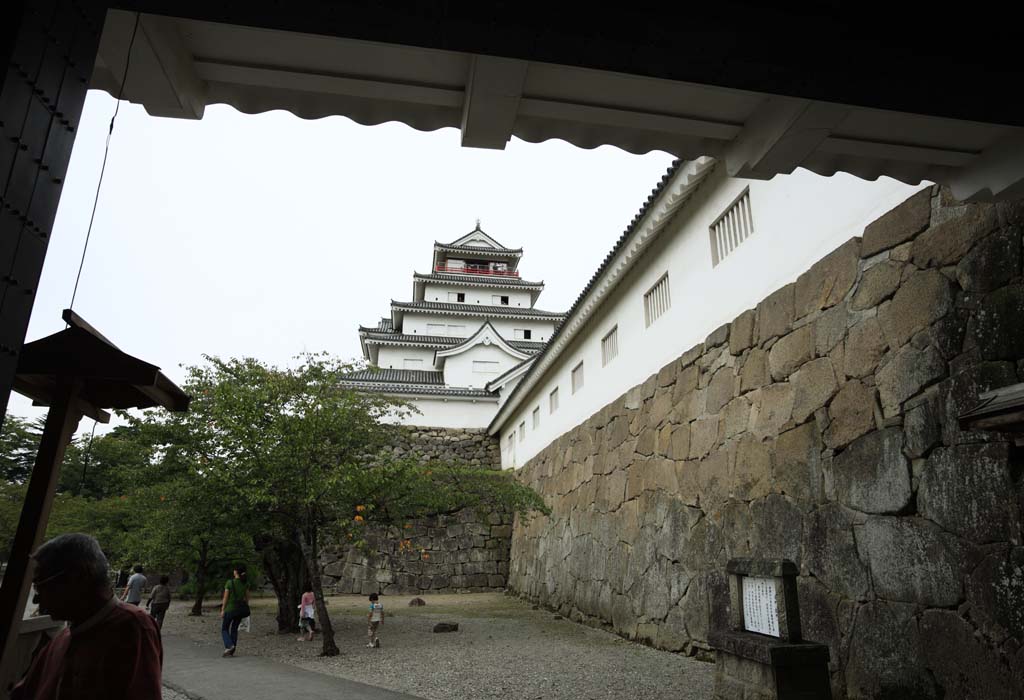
top-left (475, 218), bottom-right (481, 230)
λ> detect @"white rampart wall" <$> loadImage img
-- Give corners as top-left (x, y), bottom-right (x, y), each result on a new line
top-left (498, 168), bottom-right (930, 469)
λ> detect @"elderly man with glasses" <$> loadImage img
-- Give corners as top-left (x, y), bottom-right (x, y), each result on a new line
top-left (11, 533), bottom-right (163, 700)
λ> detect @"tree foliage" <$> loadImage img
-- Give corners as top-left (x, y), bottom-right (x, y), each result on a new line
top-left (2, 351), bottom-right (548, 656)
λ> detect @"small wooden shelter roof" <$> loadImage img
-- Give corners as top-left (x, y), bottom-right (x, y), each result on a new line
top-left (13, 310), bottom-right (190, 420)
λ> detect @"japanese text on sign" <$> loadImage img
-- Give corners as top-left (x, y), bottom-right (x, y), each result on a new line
top-left (742, 576), bottom-right (780, 637)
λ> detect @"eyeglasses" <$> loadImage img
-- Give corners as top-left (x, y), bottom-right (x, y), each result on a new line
top-left (32, 569), bottom-right (66, 588)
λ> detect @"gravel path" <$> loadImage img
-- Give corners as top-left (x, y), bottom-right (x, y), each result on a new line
top-left (161, 592), bottom-right (713, 700)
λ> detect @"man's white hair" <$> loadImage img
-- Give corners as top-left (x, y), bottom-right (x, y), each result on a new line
top-left (33, 533), bottom-right (109, 587)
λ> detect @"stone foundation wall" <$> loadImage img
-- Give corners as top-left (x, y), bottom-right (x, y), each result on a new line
top-left (510, 188), bottom-right (1024, 699)
top-left (321, 426), bottom-right (511, 595)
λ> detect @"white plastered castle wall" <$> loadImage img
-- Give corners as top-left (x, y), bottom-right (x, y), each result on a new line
top-left (376, 346), bottom-right (436, 369)
top-left (422, 284), bottom-right (534, 308)
top-left (381, 395), bottom-right (499, 429)
top-left (442, 342), bottom-right (524, 389)
top-left (497, 166), bottom-right (931, 469)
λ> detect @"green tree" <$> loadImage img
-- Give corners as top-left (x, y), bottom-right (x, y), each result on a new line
top-left (0, 415), bottom-right (43, 484)
top-left (185, 353), bottom-right (547, 656)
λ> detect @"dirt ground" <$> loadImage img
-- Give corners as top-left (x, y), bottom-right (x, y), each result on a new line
top-left (161, 592), bottom-right (714, 700)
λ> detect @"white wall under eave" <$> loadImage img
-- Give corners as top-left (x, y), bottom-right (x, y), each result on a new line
top-left (443, 343), bottom-right (523, 389)
top-left (381, 396), bottom-right (499, 429)
top-left (422, 284), bottom-right (534, 308)
top-left (497, 168), bottom-right (931, 469)
top-left (402, 315), bottom-right (557, 343)
top-left (376, 346), bottom-right (436, 369)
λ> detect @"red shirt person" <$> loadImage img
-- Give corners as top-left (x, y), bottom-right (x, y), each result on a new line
top-left (12, 533), bottom-right (163, 700)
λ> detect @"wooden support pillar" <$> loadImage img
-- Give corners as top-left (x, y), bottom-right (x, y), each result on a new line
top-left (0, 377), bottom-right (83, 684)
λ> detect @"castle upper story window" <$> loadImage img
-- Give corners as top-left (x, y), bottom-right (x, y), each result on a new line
top-left (492, 295), bottom-right (510, 305)
top-left (550, 387), bottom-right (559, 413)
top-left (449, 292), bottom-right (466, 303)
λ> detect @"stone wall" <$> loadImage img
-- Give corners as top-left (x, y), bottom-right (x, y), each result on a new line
top-left (510, 188), bottom-right (1024, 699)
top-left (321, 426), bottom-right (511, 595)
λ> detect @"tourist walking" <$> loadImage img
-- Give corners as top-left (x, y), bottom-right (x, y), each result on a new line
top-left (147, 575), bottom-right (173, 629)
top-left (219, 565), bottom-right (250, 657)
top-left (297, 585), bottom-right (316, 641)
top-left (122, 564), bottom-right (147, 606)
top-left (366, 593), bottom-right (384, 648)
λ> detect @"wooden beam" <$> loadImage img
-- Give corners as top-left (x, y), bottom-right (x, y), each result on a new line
top-left (0, 378), bottom-right (84, 682)
top-left (460, 55), bottom-right (528, 149)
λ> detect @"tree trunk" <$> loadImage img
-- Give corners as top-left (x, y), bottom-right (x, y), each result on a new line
top-left (260, 537), bottom-right (303, 633)
top-left (190, 539), bottom-right (210, 616)
top-left (296, 525), bottom-right (339, 656)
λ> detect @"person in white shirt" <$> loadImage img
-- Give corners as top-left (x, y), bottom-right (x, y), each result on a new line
top-left (122, 565), bottom-right (147, 606)
top-left (366, 593), bottom-right (384, 648)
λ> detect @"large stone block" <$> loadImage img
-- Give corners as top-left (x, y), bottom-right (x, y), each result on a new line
top-left (774, 422), bottom-right (822, 502)
top-left (830, 428), bottom-right (911, 514)
top-left (938, 361), bottom-right (1018, 446)
top-left (966, 546), bottom-right (1024, 643)
top-left (706, 367), bottom-right (737, 415)
top-left (973, 284), bottom-right (1024, 361)
top-left (790, 357), bottom-right (838, 424)
top-left (858, 516), bottom-right (963, 606)
top-left (920, 610), bottom-right (1024, 700)
top-left (705, 322), bottom-right (730, 349)
top-left (749, 494), bottom-right (803, 564)
top-left (689, 417), bottom-right (720, 460)
top-left (861, 188), bottom-right (932, 257)
top-left (768, 325), bottom-right (814, 381)
top-left (794, 238), bottom-right (862, 319)
top-left (667, 424), bottom-right (690, 460)
top-left (877, 269), bottom-right (954, 349)
top-left (748, 383), bottom-right (795, 439)
top-left (814, 301), bottom-right (850, 357)
top-left (850, 259), bottom-right (903, 311)
top-left (911, 203), bottom-right (998, 268)
top-left (845, 600), bottom-right (939, 699)
top-left (956, 226), bottom-right (1023, 293)
top-left (919, 443), bottom-right (1020, 544)
top-left (796, 577), bottom-right (846, 676)
top-left (729, 308), bottom-right (756, 355)
top-left (903, 391), bottom-right (942, 459)
top-left (720, 396), bottom-right (751, 440)
top-left (804, 504), bottom-right (870, 600)
top-left (876, 343), bottom-right (946, 416)
top-left (649, 386), bottom-right (675, 427)
top-left (756, 283), bottom-right (795, 342)
top-left (739, 348), bottom-right (769, 393)
top-left (731, 433), bottom-right (772, 501)
top-left (824, 380), bottom-right (877, 449)
top-left (843, 317), bottom-right (887, 379)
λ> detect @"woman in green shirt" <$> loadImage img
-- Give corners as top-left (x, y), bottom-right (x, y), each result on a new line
top-left (219, 565), bottom-right (250, 657)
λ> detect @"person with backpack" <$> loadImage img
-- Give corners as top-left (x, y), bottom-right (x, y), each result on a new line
top-left (219, 565), bottom-right (250, 657)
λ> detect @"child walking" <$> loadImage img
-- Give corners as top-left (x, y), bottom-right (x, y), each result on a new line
top-left (366, 593), bottom-right (383, 648)
top-left (297, 586), bottom-right (316, 641)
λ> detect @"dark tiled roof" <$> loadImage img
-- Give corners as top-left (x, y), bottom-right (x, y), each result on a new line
top-left (341, 368), bottom-right (444, 385)
top-left (359, 330), bottom-right (546, 354)
top-left (377, 318), bottom-right (393, 332)
top-left (434, 242), bottom-right (522, 256)
top-left (413, 272), bottom-right (543, 288)
top-left (391, 300), bottom-right (566, 319)
top-left (340, 381), bottom-right (498, 398)
top-left (490, 159), bottom-right (685, 430)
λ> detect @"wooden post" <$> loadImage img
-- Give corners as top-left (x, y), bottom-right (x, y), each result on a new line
top-left (0, 378), bottom-right (84, 684)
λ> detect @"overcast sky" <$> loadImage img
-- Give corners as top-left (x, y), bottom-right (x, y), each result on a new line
top-left (7, 91), bottom-right (672, 425)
